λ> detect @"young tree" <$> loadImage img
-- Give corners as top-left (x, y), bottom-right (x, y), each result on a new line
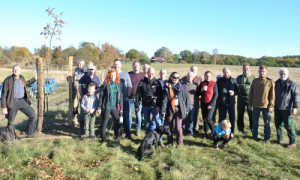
top-left (212, 48), bottom-right (220, 64)
top-left (40, 6), bottom-right (68, 64)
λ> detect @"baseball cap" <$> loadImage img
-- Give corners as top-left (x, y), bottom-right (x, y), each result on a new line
top-left (87, 65), bottom-right (94, 70)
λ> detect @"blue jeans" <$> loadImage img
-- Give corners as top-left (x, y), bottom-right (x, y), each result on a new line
top-left (252, 108), bottom-right (271, 140)
top-left (183, 104), bottom-right (194, 135)
top-left (142, 106), bottom-right (161, 134)
top-left (128, 99), bottom-right (142, 132)
top-left (123, 100), bottom-right (131, 138)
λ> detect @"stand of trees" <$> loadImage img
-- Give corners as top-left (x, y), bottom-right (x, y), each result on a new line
top-left (0, 44), bottom-right (299, 68)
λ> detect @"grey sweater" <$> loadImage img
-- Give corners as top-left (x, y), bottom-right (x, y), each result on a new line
top-left (81, 94), bottom-right (99, 114)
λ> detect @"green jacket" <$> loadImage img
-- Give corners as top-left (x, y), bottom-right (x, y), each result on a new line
top-left (236, 73), bottom-right (255, 97)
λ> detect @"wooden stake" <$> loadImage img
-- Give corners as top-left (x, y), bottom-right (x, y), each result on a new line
top-left (36, 57), bottom-right (45, 136)
top-left (67, 56), bottom-right (74, 127)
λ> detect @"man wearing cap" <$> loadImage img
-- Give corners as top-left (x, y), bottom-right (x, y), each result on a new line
top-left (236, 64), bottom-right (255, 133)
top-left (78, 64), bottom-right (101, 134)
top-left (113, 59), bottom-right (133, 139)
top-left (72, 59), bottom-right (86, 126)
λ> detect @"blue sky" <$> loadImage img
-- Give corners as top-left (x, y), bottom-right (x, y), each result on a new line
top-left (0, 0), bottom-right (299, 58)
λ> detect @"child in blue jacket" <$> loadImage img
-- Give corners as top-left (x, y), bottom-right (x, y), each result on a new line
top-left (212, 120), bottom-right (231, 149)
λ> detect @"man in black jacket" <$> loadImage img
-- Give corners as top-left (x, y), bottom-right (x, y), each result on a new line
top-left (135, 67), bottom-right (163, 136)
top-left (1, 65), bottom-right (37, 138)
top-left (217, 67), bottom-right (238, 137)
top-left (274, 68), bottom-right (298, 148)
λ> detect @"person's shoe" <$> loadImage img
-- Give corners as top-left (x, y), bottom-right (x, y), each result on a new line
top-left (159, 141), bottom-right (166, 148)
top-left (220, 143), bottom-right (228, 148)
top-left (26, 134), bottom-right (35, 138)
top-left (252, 137), bottom-right (259, 141)
top-left (265, 140), bottom-right (270, 144)
top-left (287, 144), bottom-right (296, 149)
top-left (136, 131), bottom-right (141, 137)
top-left (214, 143), bottom-right (219, 150)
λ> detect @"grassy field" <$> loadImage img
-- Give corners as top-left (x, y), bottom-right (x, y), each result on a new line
top-left (0, 64), bottom-right (299, 179)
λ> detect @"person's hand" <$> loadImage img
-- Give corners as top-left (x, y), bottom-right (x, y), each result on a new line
top-left (248, 105), bottom-right (252, 111)
top-left (120, 110), bottom-right (123, 114)
top-left (208, 105), bottom-right (212, 109)
top-left (35, 73), bottom-right (37, 80)
top-left (229, 90), bottom-right (234, 96)
top-left (269, 107), bottom-right (273, 113)
top-left (292, 108), bottom-right (298, 115)
top-left (2, 108), bottom-right (7, 115)
top-left (201, 86), bottom-right (204, 92)
top-left (135, 108), bottom-right (140, 112)
top-left (90, 109), bottom-right (95, 114)
top-left (223, 134), bottom-right (230, 139)
top-left (86, 109), bottom-right (90, 113)
top-left (97, 109), bottom-right (101, 114)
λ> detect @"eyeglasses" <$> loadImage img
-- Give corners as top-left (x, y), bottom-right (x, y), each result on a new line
top-left (172, 76), bottom-right (180, 79)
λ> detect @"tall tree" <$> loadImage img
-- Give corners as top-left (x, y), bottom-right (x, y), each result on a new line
top-left (212, 48), bottom-right (220, 64)
top-left (193, 49), bottom-right (201, 63)
top-left (99, 43), bottom-right (120, 69)
top-left (15, 47), bottom-right (31, 58)
top-left (139, 51), bottom-right (148, 60)
top-left (154, 46), bottom-right (174, 62)
top-left (180, 50), bottom-right (193, 63)
top-left (0, 46), bottom-right (2, 61)
top-left (77, 42), bottom-right (100, 63)
top-left (126, 49), bottom-right (140, 61)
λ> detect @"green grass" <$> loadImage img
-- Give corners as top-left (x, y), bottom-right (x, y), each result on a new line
top-left (0, 64), bottom-right (300, 179)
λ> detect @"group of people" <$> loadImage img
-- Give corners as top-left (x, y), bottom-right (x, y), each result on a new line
top-left (1, 61), bottom-right (298, 149)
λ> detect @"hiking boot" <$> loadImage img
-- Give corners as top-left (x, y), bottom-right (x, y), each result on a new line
top-left (204, 134), bottom-right (209, 139)
top-left (220, 143), bottom-right (228, 148)
top-left (287, 144), bottom-right (296, 149)
top-left (26, 134), bottom-right (35, 138)
top-left (159, 141), bottom-right (165, 148)
top-left (252, 137), bottom-right (259, 142)
top-left (278, 140), bottom-right (284, 145)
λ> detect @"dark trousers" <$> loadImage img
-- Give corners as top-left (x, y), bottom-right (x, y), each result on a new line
top-left (167, 112), bottom-right (183, 145)
top-left (212, 101), bottom-right (219, 125)
top-left (275, 109), bottom-right (296, 144)
top-left (237, 96), bottom-right (252, 132)
top-left (7, 99), bottom-right (36, 135)
top-left (193, 102), bottom-right (200, 132)
top-left (201, 102), bottom-right (215, 135)
top-left (213, 134), bottom-right (231, 145)
top-left (219, 104), bottom-right (236, 134)
top-left (100, 109), bottom-right (121, 141)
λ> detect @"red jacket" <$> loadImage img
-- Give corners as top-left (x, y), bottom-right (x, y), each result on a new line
top-left (196, 80), bottom-right (218, 106)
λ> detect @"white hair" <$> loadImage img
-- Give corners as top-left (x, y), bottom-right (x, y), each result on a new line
top-left (279, 67), bottom-right (289, 74)
top-left (190, 65), bottom-right (198, 71)
top-left (160, 68), bottom-right (167, 73)
top-left (223, 67), bottom-right (231, 72)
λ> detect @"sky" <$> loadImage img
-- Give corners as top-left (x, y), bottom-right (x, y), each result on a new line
top-left (0, 0), bottom-right (299, 58)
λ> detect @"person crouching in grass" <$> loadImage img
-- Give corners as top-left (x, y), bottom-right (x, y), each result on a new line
top-left (80, 83), bottom-right (99, 139)
top-left (212, 120), bottom-right (231, 149)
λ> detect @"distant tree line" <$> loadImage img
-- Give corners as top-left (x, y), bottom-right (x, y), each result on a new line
top-left (0, 44), bottom-right (299, 68)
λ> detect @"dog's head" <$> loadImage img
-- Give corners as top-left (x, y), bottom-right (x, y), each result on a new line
top-left (157, 125), bottom-right (171, 136)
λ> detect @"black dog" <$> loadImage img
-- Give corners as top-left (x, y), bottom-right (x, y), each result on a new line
top-left (137, 125), bottom-right (171, 160)
top-left (0, 127), bottom-right (15, 142)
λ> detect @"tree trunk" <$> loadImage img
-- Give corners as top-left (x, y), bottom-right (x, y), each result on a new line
top-left (36, 57), bottom-right (45, 136)
top-left (67, 56), bottom-right (74, 127)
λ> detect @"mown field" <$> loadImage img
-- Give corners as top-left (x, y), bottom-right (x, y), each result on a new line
top-left (0, 63), bottom-right (299, 179)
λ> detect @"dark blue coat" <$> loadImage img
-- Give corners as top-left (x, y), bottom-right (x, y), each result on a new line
top-left (275, 78), bottom-right (298, 110)
top-left (217, 77), bottom-right (238, 107)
